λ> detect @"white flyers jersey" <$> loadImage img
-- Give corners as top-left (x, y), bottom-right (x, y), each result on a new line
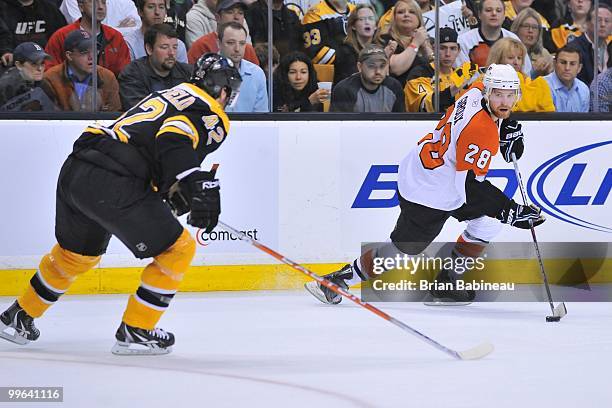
top-left (397, 84), bottom-right (500, 211)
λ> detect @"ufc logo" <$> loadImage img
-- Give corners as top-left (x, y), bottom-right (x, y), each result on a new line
top-left (15, 21), bottom-right (46, 35)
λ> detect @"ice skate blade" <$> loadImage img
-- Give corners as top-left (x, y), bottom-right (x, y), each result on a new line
top-left (0, 322), bottom-right (29, 345)
top-left (457, 342), bottom-right (494, 360)
top-left (424, 300), bottom-right (472, 306)
top-left (304, 281), bottom-right (340, 305)
top-left (111, 341), bottom-right (172, 356)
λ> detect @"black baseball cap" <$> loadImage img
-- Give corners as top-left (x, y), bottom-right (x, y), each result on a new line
top-left (64, 30), bottom-right (93, 52)
top-left (358, 44), bottom-right (388, 63)
top-left (215, 0), bottom-right (247, 13)
top-left (13, 42), bottom-right (50, 63)
top-left (439, 27), bottom-right (458, 44)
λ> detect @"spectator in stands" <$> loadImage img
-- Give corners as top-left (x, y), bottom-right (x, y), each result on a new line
top-left (218, 21), bottom-right (267, 112)
top-left (45, 0), bottom-right (131, 76)
top-left (486, 37), bottom-right (555, 111)
top-left (272, 51), bottom-right (326, 112)
top-left (503, 0), bottom-right (550, 29)
top-left (334, 4), bottom-right (377, 84)
top-left (0, 0), bottom-right (67, 51)
top-left (331, 44), bottom-right (405, 112)
top-left (375, 0), bottom-right (432, 88)
top-left (246, 0), bottom-right (302, 59)
top-left (502, 0), bottom-right (554, 51)
top-left (0, 42), bottom-right (58, 111)
top-left (378, 0), bottom-right (479, 33)
top-left (404, 28), bottom-right (478, 112)
top-left (188, 0), bottom-right (259, 65)
top-left (569, 4), bottom-right (612, 86)
top-left (118, 24), bottom-right (191, 109)
top-left (164, 0), bottom-right (193, 44)
top-left (302, 0), bottom-right (355, 65)
top-left (531, 0), bottom-right (564, 27)
top-left (124, 0), bottom-right (188, 63)
top-left (456, 0), bottom-right (532, 74)
top-left (0, 17), bottom-right (14, 74)
top-left (254, 42), bottom-right (279, 83)
top-left (544, 44), bottom-right (589, 111)
top-left (511, 7), bottom-right (554, 78)
top-left (59, 0), bottom-right (141, 35)
top-left (550, 0), bottom-right (591, 51)
top-left (590, 41), bottom-right (612, 112)
top-left (43, 30), bottom-right (121, 111)
top-left (185, 0), bottom-right (217, 48)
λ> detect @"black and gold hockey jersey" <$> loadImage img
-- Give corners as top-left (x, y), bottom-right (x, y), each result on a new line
top-left (76, 82), bottom-right (229, 192)
top-left (302, 0), bottom-right (356, 64)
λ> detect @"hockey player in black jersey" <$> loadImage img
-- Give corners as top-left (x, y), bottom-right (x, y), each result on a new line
top-left (0, 53), bottom-right (241, 355)
top-left (302, 0), bottom-right (356, 64)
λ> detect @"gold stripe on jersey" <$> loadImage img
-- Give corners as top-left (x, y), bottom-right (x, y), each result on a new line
top-left (157, 115), bottom-right (200, 149)
top-left (313, 46), bottom-right (336, 64)
top-left (302, 1), bottom-right (355, 24)
top-left (180, 83), bottom-right (230, 135)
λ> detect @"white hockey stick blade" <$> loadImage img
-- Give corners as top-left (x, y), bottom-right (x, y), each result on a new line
top-left (457, 342), bottom-right (495, 360)
top-left (111, 341), bottom-right (172, 356)
top-left (0, 323), bottom-right (29, 345)
top-left (554, 302), bottom-right (567, 318)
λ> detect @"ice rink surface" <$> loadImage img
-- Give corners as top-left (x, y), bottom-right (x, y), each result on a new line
top-left (0, 291), bottom-right (610, 408)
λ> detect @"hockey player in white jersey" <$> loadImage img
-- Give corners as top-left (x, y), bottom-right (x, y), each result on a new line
top-left (306, 64), bottom-right (545, 305)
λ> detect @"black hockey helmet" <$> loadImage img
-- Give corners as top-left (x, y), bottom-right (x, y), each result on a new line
top-left (190, 53), bottom-right (242, 107)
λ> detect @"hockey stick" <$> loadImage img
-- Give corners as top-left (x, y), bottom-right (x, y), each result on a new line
top-left (218, 221), bottom-right (494, 360)
top-left (511, 153), bottom-right (567, 322)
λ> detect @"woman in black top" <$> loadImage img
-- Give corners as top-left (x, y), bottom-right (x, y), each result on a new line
top-left (334, 4), bottom-right (378, 84)
top-left (375, 0), bottom-right (432, 87)
top-left (273, 51), bottom-right (328, 112)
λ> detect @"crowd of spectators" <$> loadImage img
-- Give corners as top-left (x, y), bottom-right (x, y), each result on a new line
top-left (0, 0), bottom-right (609, 112)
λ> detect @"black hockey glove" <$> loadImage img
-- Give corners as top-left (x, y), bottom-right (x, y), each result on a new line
top-left (167, 171), bottom-right (220, 232)
top-left (499, 119), bottom-right (524, 163)
top-left (497, 201), bottom-right (545, 229)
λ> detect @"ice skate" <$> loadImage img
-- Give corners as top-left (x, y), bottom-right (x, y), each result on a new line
top-left (111, 322), bottom-right (175, 355)
top-left (304, 264), bottom-right (354, 305)
top-left (0, 301), bottom-right (40, 345)
top-left (424, 269), bottom-right (475, 306)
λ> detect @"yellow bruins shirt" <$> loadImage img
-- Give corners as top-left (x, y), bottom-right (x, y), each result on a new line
top-left (302, 0), bottom-right (356, 64)
top-left (503, 2), bottom-right (550, 29)
top-left (81, 82), bottom-right (230, 192)
top-left (551, 24), bottom-right (582, 50)
top-left (404, 63), bottom-right (454, 112)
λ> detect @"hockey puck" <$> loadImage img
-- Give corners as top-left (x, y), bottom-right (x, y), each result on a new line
top-left (546, 316), bottom-right (561, 322)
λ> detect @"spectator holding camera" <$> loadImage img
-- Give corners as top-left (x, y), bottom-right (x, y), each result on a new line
top-left (0, 42), bottom-right (57, 111)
